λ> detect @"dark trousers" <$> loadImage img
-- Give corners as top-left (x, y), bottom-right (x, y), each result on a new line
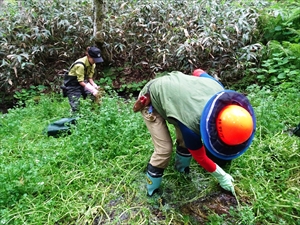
top-left (66, 86), bottom-right (88, 113)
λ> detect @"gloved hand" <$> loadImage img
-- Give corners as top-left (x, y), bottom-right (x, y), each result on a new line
top-left (84, 83), bottom-right (98, 96)
top-left (211, 165), bottom-right (235, 194)
top-left (92, 83), bottom-right (99, 90)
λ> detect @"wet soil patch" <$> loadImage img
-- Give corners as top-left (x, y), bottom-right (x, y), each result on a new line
top-left (180, 191), bottom-right (241, 224)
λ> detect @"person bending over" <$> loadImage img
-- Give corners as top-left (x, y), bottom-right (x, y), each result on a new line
top-left (133, 71), bottom-right (256, 196)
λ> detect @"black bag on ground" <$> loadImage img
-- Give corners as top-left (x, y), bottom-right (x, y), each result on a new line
top-left (46, 118), bottom-right (77, 137)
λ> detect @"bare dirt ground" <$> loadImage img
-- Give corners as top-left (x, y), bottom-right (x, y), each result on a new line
top-left (180, 191), bottom-right (240, 223)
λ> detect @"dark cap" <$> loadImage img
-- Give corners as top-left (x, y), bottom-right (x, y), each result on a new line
top-left (88, 46), bottom-right (104, 63)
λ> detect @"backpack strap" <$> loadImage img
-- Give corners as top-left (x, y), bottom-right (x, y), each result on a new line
top-left (68, 61), bottom-right (86, 71)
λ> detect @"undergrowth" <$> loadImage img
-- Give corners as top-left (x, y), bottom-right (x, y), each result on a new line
top-left (0, 84), bottom-right (299, 224)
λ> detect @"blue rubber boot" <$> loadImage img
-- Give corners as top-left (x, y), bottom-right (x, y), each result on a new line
top-left (146, 163), bottom-right (164, 196)
top-left (175, 153), bottom-right (192, 173)
top-left (146, 172), bottom-right (162, 196)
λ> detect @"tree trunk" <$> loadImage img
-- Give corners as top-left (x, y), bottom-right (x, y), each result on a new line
top-left (93, 0), bottom-right (110, 61)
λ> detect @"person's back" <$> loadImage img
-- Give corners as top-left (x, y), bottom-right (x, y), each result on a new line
top-left (133, 71), bottom-right (256, 196)
top-left (141, 71), bottom-right (224, 134)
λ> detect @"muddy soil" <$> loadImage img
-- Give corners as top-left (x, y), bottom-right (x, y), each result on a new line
top-left (180, 191), bottom-right (241, 224)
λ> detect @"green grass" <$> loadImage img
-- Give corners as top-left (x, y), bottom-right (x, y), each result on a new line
top-left (0, 85), bottom-right (299, 224)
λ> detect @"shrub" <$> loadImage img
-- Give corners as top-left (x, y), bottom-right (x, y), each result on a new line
top-left (0, 0), bottom-right (94, 95)
top-left (253, 6), bottom-right (300, 85)
top-left (103, 0), bottom-right (263, 78)
top-left (1, 0), bottom-right (265, 96)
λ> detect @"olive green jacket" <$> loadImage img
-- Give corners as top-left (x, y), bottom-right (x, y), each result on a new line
top-left (139, 71), bottom-right (224, 134)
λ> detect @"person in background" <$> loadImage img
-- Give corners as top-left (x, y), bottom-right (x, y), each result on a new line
top-left (133, 70), bottom-right (256, 196)
top-left (63, 46), bottom-right (104, 113)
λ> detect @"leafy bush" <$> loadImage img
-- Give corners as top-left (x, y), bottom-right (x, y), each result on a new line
top-left (1, 0), bottom-right (265, 96)
top-left (248, 4), bottom-right (300, 86)
top-left (0, 0), bottom-right (94, 95)
top-left (1, 0), bottom-right (299, 98)
top-left (103, 0), bottom-right (263, 77)
top-left (259, 7), bottom-right (300, 44)
top-left (254, 41), bottom-right (300, 84)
